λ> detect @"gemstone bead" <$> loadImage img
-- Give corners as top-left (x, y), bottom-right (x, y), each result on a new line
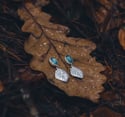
top-left (70, 66), bottom-right (83, 79)
top-left (55, 68), bottom-right (69, 82)
top-left (65, 55), bottom-right (73, 64)
top-left (49, 57), bottom-right (58, 66)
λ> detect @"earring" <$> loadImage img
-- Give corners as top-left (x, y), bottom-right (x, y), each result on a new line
top-left (49, 57), bottom-right (69, 82)
top-left (65, 55), bottom-right (84, 79)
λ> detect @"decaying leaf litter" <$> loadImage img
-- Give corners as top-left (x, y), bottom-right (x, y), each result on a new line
top-left (0, 0), bottom-right (125, 117)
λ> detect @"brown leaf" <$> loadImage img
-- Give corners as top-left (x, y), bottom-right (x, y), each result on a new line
top-left (91, 106), bottom-right (122, 117)
top-left (97, 0), bottom-right (116, 9)
top-left (95, 0), bottom-right (115, 25)
top-left (18, 67), bottom-right (45, 81)
top-left (119, 0), bottom-right (125, 9)
top-left (35, 0), bottom-right (50, 6)
top-left (118, 27), bottom-right (125, 50)
top-left (18, 2), bottom-right (106, 102)
top-left (80, 113), bottom-right (87, 117)
top-left (95, 0), bottom-right (124, 32)
top-left (101, 91), bottom-right (120, 101)
top-left (0, 81), bottom-right (4, 93)
top-left (95, 7), bottom-right (108, 24)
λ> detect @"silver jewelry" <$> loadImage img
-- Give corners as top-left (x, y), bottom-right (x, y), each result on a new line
top-left (49, 57), bottom-right (69, 82)
top-left (65, 55), bottom-right (84, 79)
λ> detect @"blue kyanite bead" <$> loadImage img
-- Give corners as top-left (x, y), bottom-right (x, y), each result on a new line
top-left (65, 55), bottom-right (73, 64)
top-left (50, 57), bottom-right (58, 66)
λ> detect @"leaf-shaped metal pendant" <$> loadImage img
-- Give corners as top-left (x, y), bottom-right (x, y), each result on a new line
top-left (70, 66), bottom-right (83, 79)
top-left (55, 68), bottom-right (69, 82)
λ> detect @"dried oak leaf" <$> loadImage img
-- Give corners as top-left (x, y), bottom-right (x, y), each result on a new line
top-left (18, 2), bottom-right (106, 102)
top-left (118, 27), bottom-right (125, 50)
top-left (91, 106), bottom-right (122, 117)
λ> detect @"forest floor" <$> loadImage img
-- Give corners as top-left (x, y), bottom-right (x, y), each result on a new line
top-left (0, 0), bottom-right (125, 117)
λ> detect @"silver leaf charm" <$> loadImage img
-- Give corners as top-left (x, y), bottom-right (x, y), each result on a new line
top-left (55, 68), bottom-right (69, 82)
top-left (70, 66), bottom-right (83, 79)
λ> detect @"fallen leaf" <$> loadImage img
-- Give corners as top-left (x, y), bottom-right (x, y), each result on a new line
top-left (95, 7), bottom-right (108, 24)
top-left (119, 0), bottom-right (125, 9)
top-left (97, 0), bottom-right (116, 9)
top-left (18, 2), bottom-right (106, 102)
top-left (98, 0), bottom-right (125, 10)
top-left (80, 113), bottom-right (87, 117)
top-left (101, 91), bottom-right (119, 101)
top-left (101, 69), bottom-right (125, 113)
top-left (18, 67), bottom-right (45, 81)
top-left (0, 81), bottom-right (4, 93)
top-left (118, 27), bottom-right (125, 50)
top-left (95, 0), bottom-right (114, 25)
top-left (95, 0), bottom-right (124, 32)
top-left (35, 0), bottom-right (50, 6)
top-left (91, 106), bottom-right (122, 117)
